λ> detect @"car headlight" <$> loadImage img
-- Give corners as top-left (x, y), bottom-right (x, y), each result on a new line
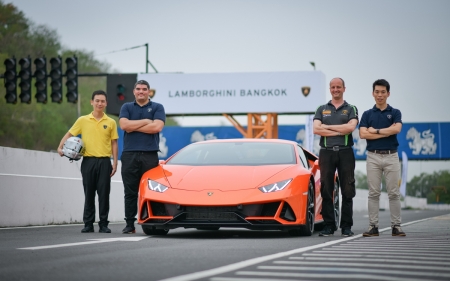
top-left (147, 179), bottom-right (169, 193)
top-left (258, 179), bottom-right (292, 193)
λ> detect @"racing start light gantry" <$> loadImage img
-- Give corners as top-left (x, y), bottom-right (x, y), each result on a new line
top-left (18, 57), bottom-right (32, 104)
top-left (34, 57), bottom-right (47, 103)
top-left (3, 57), bottom-right (17, 104)
top-left (49, 56), bottom-right (63, 103)
top-left (65, 56), bottom-right (78, 103)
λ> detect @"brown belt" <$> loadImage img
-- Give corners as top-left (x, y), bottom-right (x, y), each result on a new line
top-left (369, 150), bottom-right (397, 154)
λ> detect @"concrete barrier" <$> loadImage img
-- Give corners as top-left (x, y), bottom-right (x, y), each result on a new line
top-left (0, 146), bottom-right (124, 227)
top-left (0, 146), bottom-right (438, 227)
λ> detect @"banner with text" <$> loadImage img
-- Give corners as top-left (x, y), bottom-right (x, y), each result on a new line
top-left (137, 71), bottom-right (326, 115)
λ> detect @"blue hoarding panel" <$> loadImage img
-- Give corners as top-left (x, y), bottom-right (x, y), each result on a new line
top-left (117, 122), bottom-right (450, 161)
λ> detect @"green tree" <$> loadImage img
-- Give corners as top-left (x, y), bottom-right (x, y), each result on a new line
top-left (0, 1), bottom-right (177, 152)
top-left (355, 170), bottom-right (368, 190)
top-left (407, 170), bottom-right (450, 204)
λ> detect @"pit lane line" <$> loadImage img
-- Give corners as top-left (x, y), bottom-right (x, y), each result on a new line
top-left (159, 217), bottom-right (432, 281)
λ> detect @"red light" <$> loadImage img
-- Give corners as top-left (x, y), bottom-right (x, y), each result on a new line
top-left (118, 93), bottom-right (125, 101)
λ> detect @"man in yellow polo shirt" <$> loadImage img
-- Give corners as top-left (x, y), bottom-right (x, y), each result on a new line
top-left (57, 90), bottom-right (119, 233)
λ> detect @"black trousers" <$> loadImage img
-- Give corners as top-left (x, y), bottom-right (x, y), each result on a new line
top-left (80, 157), bottom-right (112, 227)
top-left (121, 151), bottom-right (159, 225)
top-left (318, 148), bottom-right (356, 230)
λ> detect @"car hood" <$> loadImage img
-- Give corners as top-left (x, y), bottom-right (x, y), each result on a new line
top-left (162, 165), bottom-right (293, 191)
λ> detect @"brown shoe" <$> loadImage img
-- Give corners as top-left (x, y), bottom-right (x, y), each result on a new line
top-left (392, 225), bottom-right (406, 236)
top-left (363, 225), bottom-right (379, 237)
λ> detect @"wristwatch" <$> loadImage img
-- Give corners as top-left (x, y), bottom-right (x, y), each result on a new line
top-left (376, 129), bottom-right (380, 134)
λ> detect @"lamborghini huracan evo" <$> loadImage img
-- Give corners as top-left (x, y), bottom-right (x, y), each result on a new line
top-left (137, 138), bottom-right (340, 236)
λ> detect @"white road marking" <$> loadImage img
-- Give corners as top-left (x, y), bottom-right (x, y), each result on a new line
top-left (210, 277), bottom-right (298, 281)
top-left (0, 173), bottom-right (122, 183)
top-left (17, 237), bottom-right (147, 250)
top-left (272, 260), bottom-right (450, 271)
top-left (331, 245), bottom-right (450, 250)
top-left (253, 267), bottom-right (450, 278)
top-left (314, 250), bottom-right (450, 257)
top-left (348, 238), bottom-right (450, 242)
top-left (236, 270), bottom-right (440, 281)
top-left (293, 255), bottom-right (450, 263)
top-left (298, 253), bottom-right (450, 261)
top-left (159, 215), bottom-right (445, 281)
top-left (159, 235), bottom-right (362, 281)
top-left (0, 221), bottom-right (125, 230)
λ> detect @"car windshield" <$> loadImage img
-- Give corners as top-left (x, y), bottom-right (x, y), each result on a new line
top-left (167, 142), bottom-right (296, 166)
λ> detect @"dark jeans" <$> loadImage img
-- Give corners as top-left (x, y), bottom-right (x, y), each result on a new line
top-left (121, 151), bottom-right (159, 226)
top-left (318, 148), bottom-right (356, 230)
top-left (80, 157), bottom-right (112, 227)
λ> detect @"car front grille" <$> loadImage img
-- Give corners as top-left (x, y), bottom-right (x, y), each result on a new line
top-left (185, 206), bottom-right (238, 221)
top-left (144, 201), bottom-right (283, 223)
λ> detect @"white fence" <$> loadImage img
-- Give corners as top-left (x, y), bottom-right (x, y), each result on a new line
top-left (0, 146), bottom-right (442, 228)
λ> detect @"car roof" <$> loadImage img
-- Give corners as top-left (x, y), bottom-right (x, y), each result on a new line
top-left (192, 138), bottom-right (298, 145)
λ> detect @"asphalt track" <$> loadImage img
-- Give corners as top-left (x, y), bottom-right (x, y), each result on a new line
top-left (0, 210), bottom-right (449, 281)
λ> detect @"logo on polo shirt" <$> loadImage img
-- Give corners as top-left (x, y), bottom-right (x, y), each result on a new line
top-left (148, 108), bottom-right (152, 112)
top-left (387, 114), bottom-right (392, 119)
top-left (322, 110), bottom-right (331, 117)
top-left (103, 125), bottom-right (107, 129)
top-left (342, 110), bottom-right (348, 115)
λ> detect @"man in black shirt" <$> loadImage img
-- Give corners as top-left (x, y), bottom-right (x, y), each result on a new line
top-left (313, 77), bottom-right (359, 237)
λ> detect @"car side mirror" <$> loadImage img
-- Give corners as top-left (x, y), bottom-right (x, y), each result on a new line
top-left (313, 159), bottom-right (319, 169)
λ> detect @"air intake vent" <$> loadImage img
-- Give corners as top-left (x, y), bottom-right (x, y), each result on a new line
top-left (280, 202), bottom-right (296, 222)
top-left (150, 202), bottom-right (168, 216)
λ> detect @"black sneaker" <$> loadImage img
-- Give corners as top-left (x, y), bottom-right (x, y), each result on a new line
top-left (341, 228), bottom-right (354, 237)
top-left (122, 225), bottom-right (136, 234)
top-left (99, 226), bottom-right (111, 233)
top-left (81, 225), bottom-right (94, 233)
top-left (392, 225), bottom-right (406, 236)
top-left (319, 226), bottom-right (334, 236)
top-left (363, 225), bottom-right (379, 237)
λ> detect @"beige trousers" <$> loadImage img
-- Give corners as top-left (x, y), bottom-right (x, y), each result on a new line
top-left (366, 151), bottom-right (402, 227)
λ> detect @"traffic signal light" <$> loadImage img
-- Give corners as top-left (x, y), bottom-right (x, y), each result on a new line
top-left (65, 56), bottom-right (78, 103)
top-left (18, 57), bottom-right (32, 104)
top-left (34, 57), bottom-right (47, 103)
top-left (117, 84), bottom-right (126, 101)
top-left (3, 57), bottom-right (17, 104)
top-left (106, 73), bottom-right (137, 116)
top-left (49, 56), bottom-right (62, 103)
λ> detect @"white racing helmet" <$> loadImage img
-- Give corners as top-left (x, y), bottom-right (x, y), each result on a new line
top-left (62, 136), bottom-right (85, 161)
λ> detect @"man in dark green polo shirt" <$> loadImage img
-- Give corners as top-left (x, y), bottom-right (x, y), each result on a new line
top-left (313, 77), bottom-right (359, 237)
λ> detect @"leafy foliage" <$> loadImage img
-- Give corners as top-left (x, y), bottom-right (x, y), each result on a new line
top-left (0, 1), bottom-right (176, 152)
top-left (357, 167), bottom-right (450, 204)
top-left (408, 171), bottom-right (450, 204)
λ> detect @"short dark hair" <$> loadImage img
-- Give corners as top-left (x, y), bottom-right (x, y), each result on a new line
top-left (91, 90), bottom-right (107, 100)
top-left (134, 80), bottom-right (150, 89)
top-left (373, 79), bottom-right (390, 92)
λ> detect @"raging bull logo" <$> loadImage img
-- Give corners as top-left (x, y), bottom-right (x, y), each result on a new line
top-left (149, 89), bottom-right (156, 99)
top-left (301, 86), bottom-right (311, 97)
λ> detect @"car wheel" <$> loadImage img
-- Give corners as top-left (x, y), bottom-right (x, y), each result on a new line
top-left (333, 179), bottom-right (340, 231)
top-left (142, 225), bottom-right (169, 236)
top-left (288, 180), bottom-right (315, 236)
top-left (196, 227), bottom-right (220, 231)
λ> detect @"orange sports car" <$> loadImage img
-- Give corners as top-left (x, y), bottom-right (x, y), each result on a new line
top-left (138, 139), bottom-right (340, 236)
